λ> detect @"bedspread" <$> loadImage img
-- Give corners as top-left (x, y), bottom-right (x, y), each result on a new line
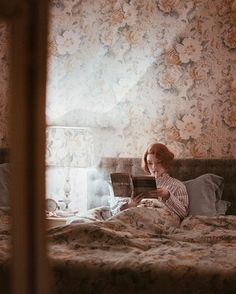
top-left (47, 207), bottom-right (236, 294)
top-left (0, 206), bottom-right (235, 293)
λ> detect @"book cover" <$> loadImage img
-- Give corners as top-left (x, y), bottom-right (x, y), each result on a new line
top-left (110, 172), bottom-right (156, 197)
top-left (110, 173), bottom-right (133, 197)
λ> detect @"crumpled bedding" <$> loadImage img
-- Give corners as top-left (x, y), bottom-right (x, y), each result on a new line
top-left (47, 206), bottom-right (236, 294)
top-left (0, 206), bottom-right (236, 293)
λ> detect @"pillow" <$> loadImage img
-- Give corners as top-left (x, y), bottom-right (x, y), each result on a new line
top-left (0, 163), bottom-right (10, 207)
top-left (184, 173), bottom-right (229, 216)
top-left (215, 199), bottom-right (231, 215)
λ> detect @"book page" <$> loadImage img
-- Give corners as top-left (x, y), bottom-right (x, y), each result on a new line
top-left (110, 173), bottom-right (156, 198)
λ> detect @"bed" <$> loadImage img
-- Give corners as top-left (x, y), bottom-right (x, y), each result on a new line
top-left (0, 150), bottom-right (236, 293)
top-left (48, 156), bottom-right (236, 294)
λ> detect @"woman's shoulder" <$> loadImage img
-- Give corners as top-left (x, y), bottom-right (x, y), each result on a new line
top-left (168, 174), bottom-right (186, 189)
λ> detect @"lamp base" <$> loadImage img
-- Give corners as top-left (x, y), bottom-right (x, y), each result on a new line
top-left (63, 172), bottom-right (71, 211)
top-left (63, 193), bottom-right (71, 211)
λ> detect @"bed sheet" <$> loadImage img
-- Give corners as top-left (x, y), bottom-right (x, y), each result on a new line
top-left (47, 206), bottom-right (236, 294)
top-left (0, 206), bottom-right (236, 293)
top-left (0, 207), bottom-right (236, 294)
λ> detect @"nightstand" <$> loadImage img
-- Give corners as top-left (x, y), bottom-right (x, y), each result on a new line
top-left (46, 216), bottom-right (68, 228)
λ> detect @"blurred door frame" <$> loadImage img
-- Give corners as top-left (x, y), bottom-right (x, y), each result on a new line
top-left (0, 1), bottom-right (50, 293)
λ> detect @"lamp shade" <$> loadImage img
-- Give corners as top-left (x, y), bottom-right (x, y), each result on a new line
top-left (46, 127), bottom-right (93, 167)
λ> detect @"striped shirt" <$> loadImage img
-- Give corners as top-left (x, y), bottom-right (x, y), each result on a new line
top-left (110, 173), bottom-right (189, 219)
top-left (155, 173), bottom-right (189, 219)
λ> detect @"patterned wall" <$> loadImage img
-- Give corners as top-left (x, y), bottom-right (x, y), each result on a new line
top-left (47, 0), bottom-right (236, 158)
top-left (1, 0), bottom-right (236, 159)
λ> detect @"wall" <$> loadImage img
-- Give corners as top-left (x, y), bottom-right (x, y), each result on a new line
top-left (0, 0), bottom-right (236, 158)
top-left (2, 0), bottom-right (236, 210)
top-left (46, 0), bottom-right (236, 159)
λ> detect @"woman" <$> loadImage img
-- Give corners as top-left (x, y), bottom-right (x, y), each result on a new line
top-left (110, 143), bottom-right (189, 219)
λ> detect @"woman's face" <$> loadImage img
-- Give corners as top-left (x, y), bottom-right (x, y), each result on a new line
top-left (146, 153), bottom-right (166, 177)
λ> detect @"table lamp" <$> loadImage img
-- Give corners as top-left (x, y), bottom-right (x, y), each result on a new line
top-left (46, 126), bottom-right (93, 211)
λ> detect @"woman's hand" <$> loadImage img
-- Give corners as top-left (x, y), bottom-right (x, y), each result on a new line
top-left (128, 192), bottom-right (144, 207)
top-left (148, 188), bottom-right (170, 201)
top-left (120, 192), bottom-right (143, 211)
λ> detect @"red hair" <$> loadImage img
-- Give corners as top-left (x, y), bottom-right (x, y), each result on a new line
top-left (141, 143), bottom-right (174, 174)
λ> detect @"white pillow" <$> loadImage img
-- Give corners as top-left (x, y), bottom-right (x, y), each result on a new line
top-left (184, 173), bottom-right (230, 216)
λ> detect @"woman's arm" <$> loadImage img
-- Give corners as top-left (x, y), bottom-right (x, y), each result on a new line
top-left (164, 185), bottom-right (189, 219)
top-left (120, 193), bottom-right (143, 211)
top-left (110, 197), bottom-right (129, 215)
top-left (110, 193), bottom-right (144, 215)
top-left (148, 184), bottom-right (189, 219)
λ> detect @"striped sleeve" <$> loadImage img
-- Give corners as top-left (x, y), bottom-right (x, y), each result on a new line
top-left (164, 183), bottom-right (189, 219)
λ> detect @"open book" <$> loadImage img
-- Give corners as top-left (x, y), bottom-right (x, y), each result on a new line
top-left (110, 172), bottom-right (156, 197)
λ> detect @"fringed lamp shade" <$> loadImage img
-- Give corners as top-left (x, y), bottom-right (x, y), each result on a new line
top-left (46, 126), bottom-right (94, 211)
top-left (46, 127), bottom-right (93, 168)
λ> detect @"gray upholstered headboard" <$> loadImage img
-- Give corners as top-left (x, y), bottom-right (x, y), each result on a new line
top-left (87, 157), bottom-right (236, 215)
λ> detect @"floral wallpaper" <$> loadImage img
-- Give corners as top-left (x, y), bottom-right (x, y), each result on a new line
top-left (1, 0), bottom-right (236, 159)
top-left (46, 0), bottom-right (236, 159)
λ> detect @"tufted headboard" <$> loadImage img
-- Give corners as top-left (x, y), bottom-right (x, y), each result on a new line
top-left (87, 157), bottom-right (236, 215)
